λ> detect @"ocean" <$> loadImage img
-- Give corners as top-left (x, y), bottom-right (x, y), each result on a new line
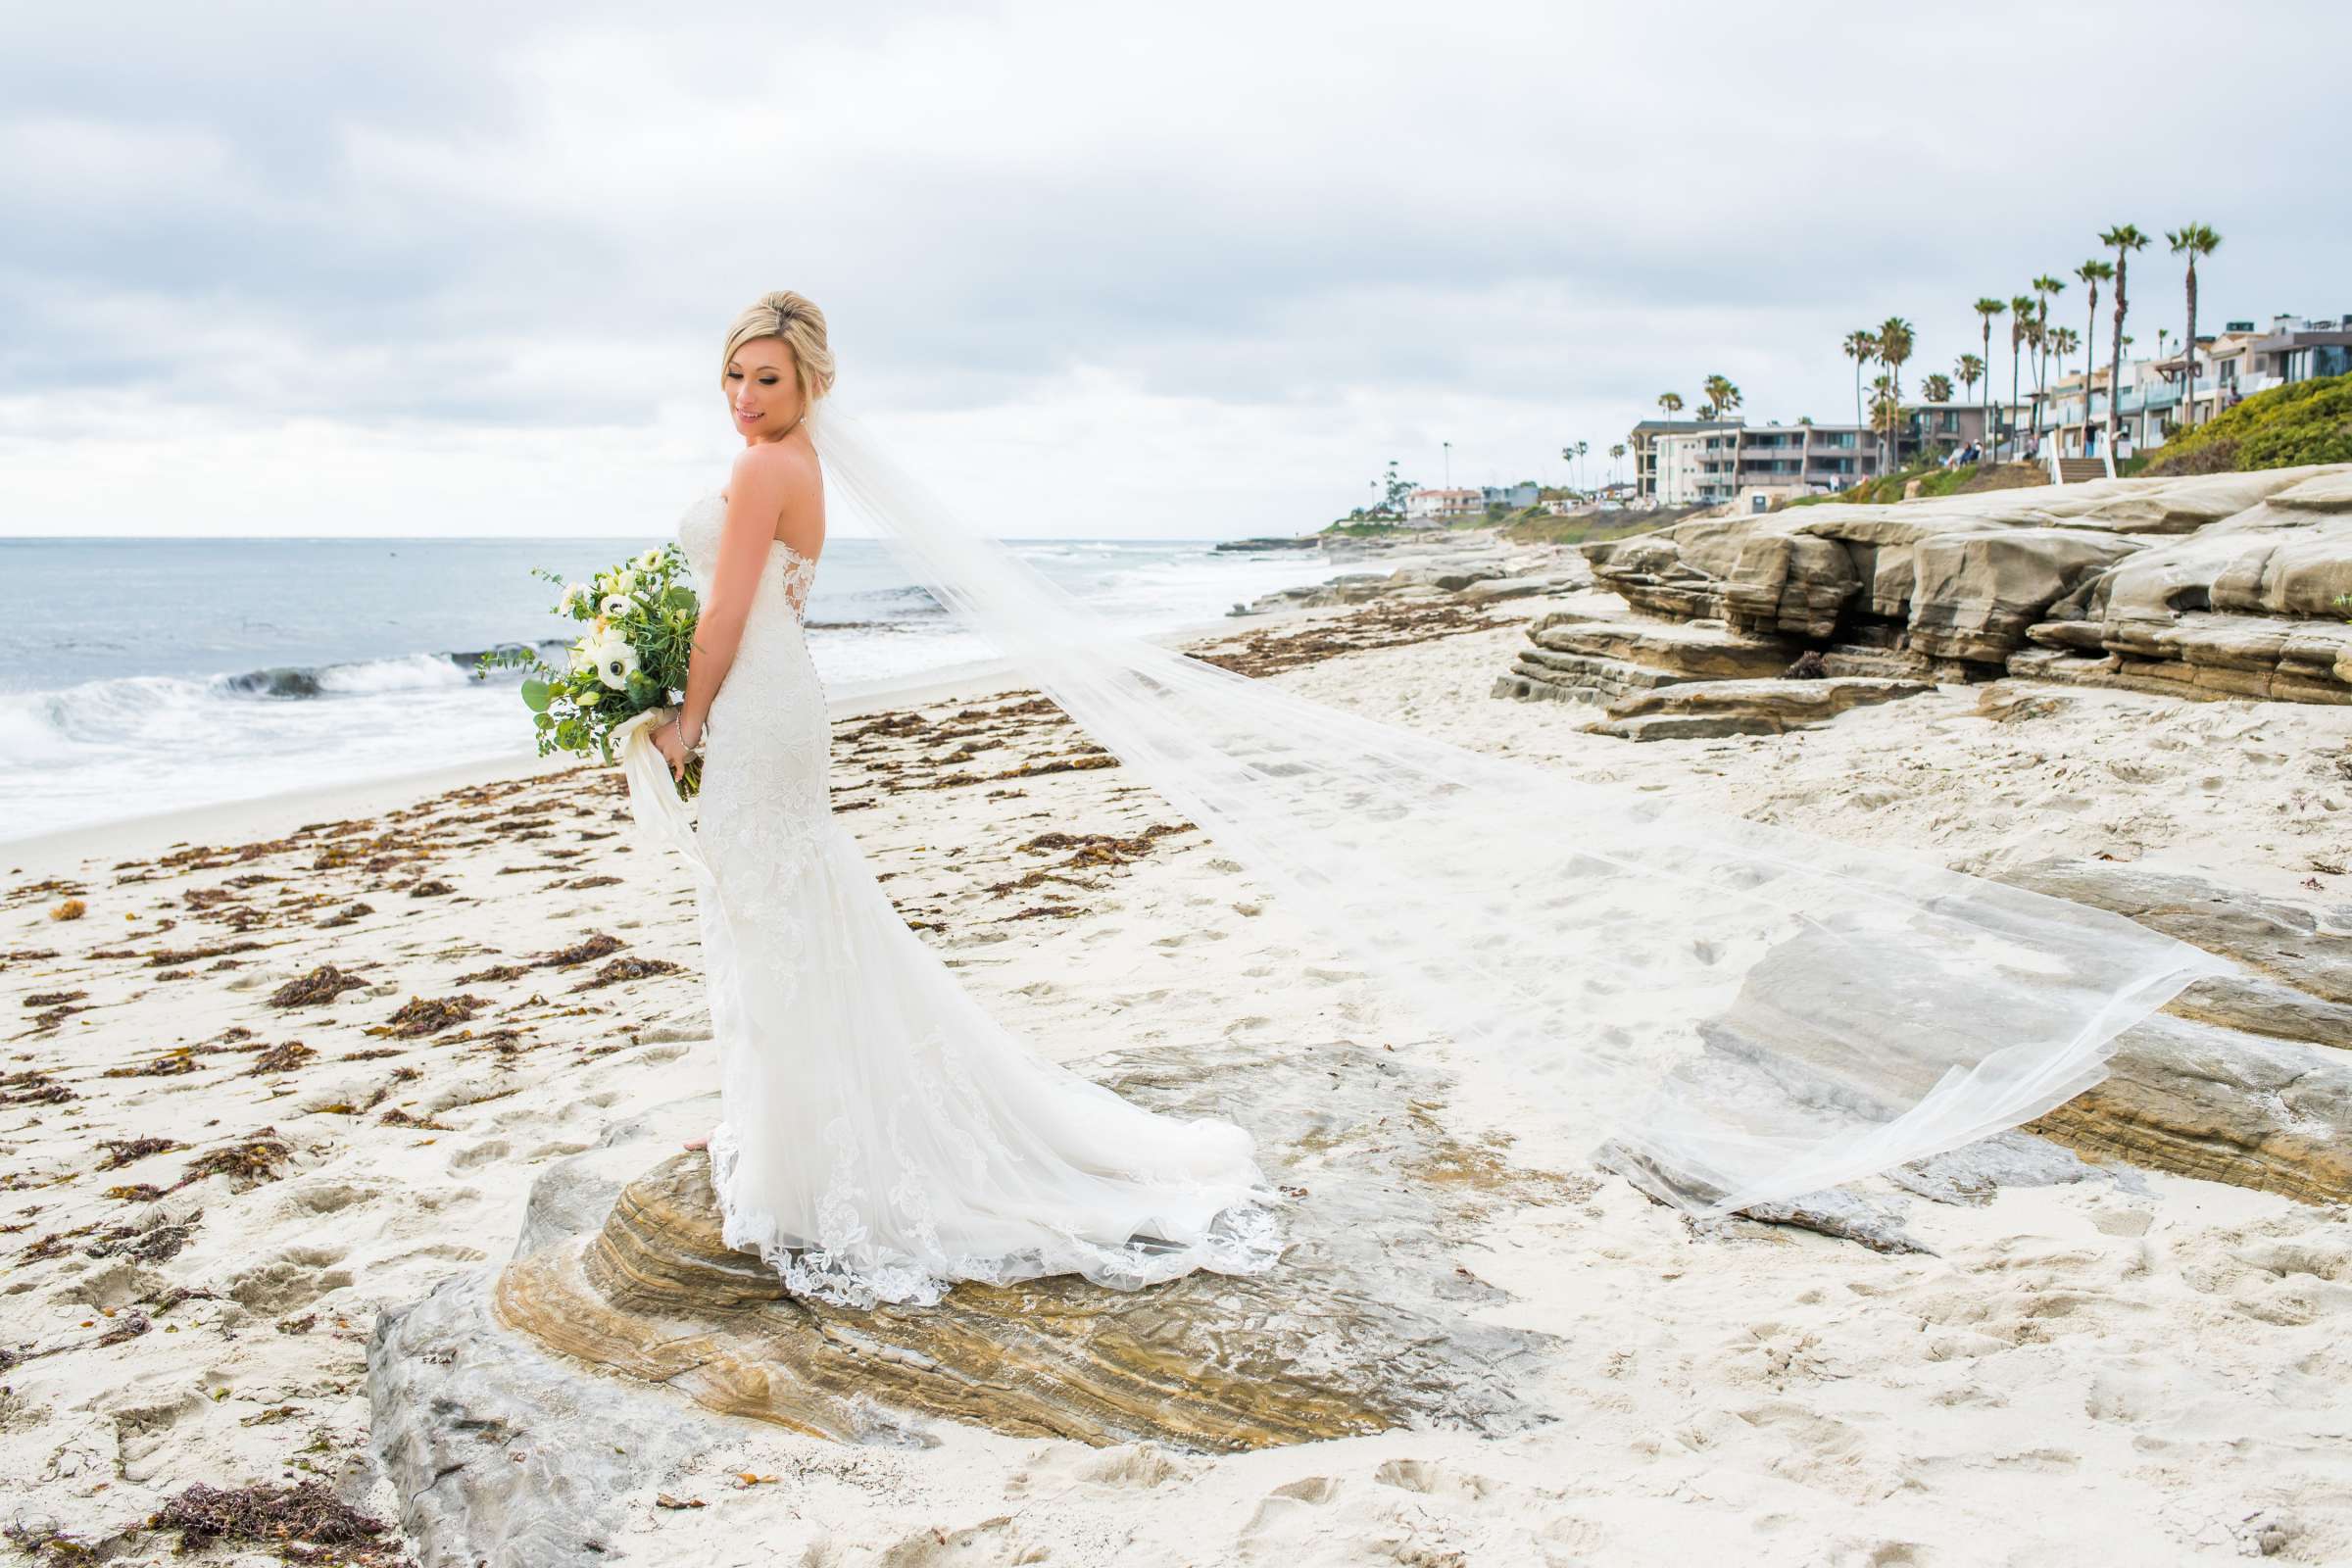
top-left (1, 534), bottom-right (1338, 843)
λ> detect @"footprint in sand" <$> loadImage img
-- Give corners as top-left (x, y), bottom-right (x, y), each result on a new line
top-left (448, 1138), bottom-right (512, 1171)
top-left (1240, 1474), bottom-right (1344, 1544)
top-left (1373, 1457), bottom-right (1497, 1502)
top-left (226, 1247), bottom-right (353, 1314)
top-left (1071, 1444), bottom-right (1194, 1490)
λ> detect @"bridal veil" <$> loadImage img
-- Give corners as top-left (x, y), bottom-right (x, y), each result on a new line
top-left (657, 404), bottom-right (2228, 1218)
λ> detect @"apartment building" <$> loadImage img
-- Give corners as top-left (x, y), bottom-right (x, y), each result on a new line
top-left (1639, 419), bottom-right (1884, 508)
top-left (1401, 487), bottom-right (1483, 524)
top-left (2045, 311), bottom-right (2351, 458)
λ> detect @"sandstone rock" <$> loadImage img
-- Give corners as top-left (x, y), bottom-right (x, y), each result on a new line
top-left (1583, 675), bottom-right (1931, 742)
top-left (2027, 1013), bottom-right (2352, 1204)
top-left (1526, 614), bottom-right (1796, 678)
top-left (1492, 616), bottom-right (1808, 710)
top-left (1457, 574), bottom-right (1558, 605)
top-left (373, 1036), bottom-right (1563, 1568)
top-left (1995, 859), bottom-right (2352, 1006)
top-left (1493, 647), bottom-right (1698, 708)
top-left (1721, 532), bottom-right (1858, 639)
top-left (494, 1154), bottom-right (1433, 1451)
top-left (1905, 528), bottom-right (2146, 663)
top-left (1977, 859), bottom-right (2352, 1201)
top-left (2023, 610), bottom-right (2352, 705)
top-left (1578, 466), bottom-right (2352, 698)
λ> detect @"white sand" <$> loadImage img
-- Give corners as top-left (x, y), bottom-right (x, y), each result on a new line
top-left (3, 602), bottom-right (2347, 1565)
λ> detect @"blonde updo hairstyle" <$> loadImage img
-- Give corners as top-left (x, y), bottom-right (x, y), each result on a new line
top-left (720, 290), bottom-right (836, 404)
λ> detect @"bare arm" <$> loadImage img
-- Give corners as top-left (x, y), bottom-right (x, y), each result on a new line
top-left (674, 445), bottom-right (818, 750)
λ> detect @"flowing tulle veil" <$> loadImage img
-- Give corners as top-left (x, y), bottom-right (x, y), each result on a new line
top-left (634, 402), bottom-right (2230, 1219)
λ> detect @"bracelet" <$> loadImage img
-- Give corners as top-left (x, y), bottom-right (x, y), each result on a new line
top-left (671, 713), bottom-right (701, 754)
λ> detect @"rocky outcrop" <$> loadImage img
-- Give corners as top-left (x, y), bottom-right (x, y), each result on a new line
top-left (1577, 466), bottom-right (2352, 701)
top-left (1229, 532), bottom-right (1581, 616)
top-left (371, 1039), bottom-right (1564, 1564)
top-left (1211, 535), bottom-right (1322, 553)
top-left (1584, 675), bottom-right (1931, 742)
top-left (495, 1154), bottom-right (1411, 1451)
top-left (1490, 612), bottom-right (1933, 739)
top-left (2027, 1013), bottom-right (2352, 1205)
top-left (1491, 614), bottom-right (1793, 709)
top-left (1990, 859), bottom-right (2352, 1203)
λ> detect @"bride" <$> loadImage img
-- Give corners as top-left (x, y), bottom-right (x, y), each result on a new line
top-left (630, 288), bottom-right (2225, 1311)
top-left (647, 292), bottom-right (1279, 1308)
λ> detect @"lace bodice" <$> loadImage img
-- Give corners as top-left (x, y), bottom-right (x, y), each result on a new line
top-left (675, 490), bottom-right (818, 617)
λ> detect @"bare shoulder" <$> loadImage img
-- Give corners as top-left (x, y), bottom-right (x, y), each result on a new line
top-left (725, 439), bottom-right (825, 552)
top-left (730, 437), bottom-right (819, 492)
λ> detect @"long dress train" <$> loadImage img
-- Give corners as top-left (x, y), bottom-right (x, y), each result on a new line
top-left (672, 490), bottom-right (1279, 1308)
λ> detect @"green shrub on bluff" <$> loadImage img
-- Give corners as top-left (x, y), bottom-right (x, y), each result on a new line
top-left (2145, 372), bottom-right (2352, 476)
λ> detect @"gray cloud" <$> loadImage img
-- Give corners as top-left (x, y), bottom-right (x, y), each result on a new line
top-left (5, 1), bottom-right (2348, 536)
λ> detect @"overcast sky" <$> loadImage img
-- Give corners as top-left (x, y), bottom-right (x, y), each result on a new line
top-left (5, 1), bottom-right (2346, 540)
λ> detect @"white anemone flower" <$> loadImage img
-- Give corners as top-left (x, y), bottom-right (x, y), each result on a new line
top-left (566, 638), bottom-right (594, 672)
top-left (599, 593), bottom-right (632, 619)
top-left (636, 547), bottom-right (663, 571)
top-left (613, 567), bottom-right (639, 595)
top-left (593, 638), bottom-right (641, 691)
top-left (561, 582), bottom-right (593, 613)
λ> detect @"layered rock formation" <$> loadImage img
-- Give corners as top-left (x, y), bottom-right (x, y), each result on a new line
top-left (1573, 466), bottom-right (2352, 701)
top-left (370, 1038), bottom-right (1565, 1563)
top-left (1229, 531), bottom-right (1578, 616)
top-left (1490, 611), bottom-right (1935, 739)
top-left (1994, 859), bottom-right (2352, 1204)
top-left (1495, 465), bottom-right (2352, 737)
top-left (494, 1152), bottom-right (1410, 1451)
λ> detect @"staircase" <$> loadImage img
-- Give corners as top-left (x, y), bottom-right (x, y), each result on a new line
top-left (2049, 455), bottom-right (2114, 485)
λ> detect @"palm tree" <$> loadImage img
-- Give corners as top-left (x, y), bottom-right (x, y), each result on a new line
top-left (1702, 374), bottom-right (1741, 421)
top-left (1955, 353), bottom-right (1984, 408)
top-left (1973, 298), bottom-right (2006, 458)
top-left (1868, 374), bottom-right (1896, 452)
top-left (2073, 259), bottom-right (2113, 455)
top-left (2099, 224), bottom-right (2149, 452)
top-left (1575, 440), bottom-right (1591, 492)
top-left (1875, 318), bottom-right (1913, 470)
top-left (2167, 222), bottom-right (2222, 429)
top-left (1609, 442), bottom-right (1626, 487)
top-left (2049, 326), bottom-right (2079, 387)
top-left (1657, 391), bottom-right (1684, 418)
top-left (1842, 329), bottom-right (1879, 431)
top-left (1922, 372), bottom-right (1954, 404)
top-left (2007, 293), bottom-right (2034, 453)
top-left (2030, 274), bottom-right (2065, 441)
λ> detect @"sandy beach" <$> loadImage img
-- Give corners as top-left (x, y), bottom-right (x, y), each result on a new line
top-left (5, 583), bottom-right (2349, 1566)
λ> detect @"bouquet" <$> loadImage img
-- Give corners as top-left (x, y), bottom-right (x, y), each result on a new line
top-left (477, 545), bottom-right (703, 797)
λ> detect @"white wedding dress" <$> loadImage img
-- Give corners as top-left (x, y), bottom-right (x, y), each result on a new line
top-left (672, 491), bottom-right (1281, 1307)
top-left (613, 407), bottom-right (2222, 1314)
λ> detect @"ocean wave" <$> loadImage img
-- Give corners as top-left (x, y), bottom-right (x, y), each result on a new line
top-left (0, 641), bottom-right (571, 766)
top-left (212, 641), bottom-right (570, 699)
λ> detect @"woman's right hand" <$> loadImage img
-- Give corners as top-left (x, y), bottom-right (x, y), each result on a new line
top-left (653, 710), bottom-right (690, 782)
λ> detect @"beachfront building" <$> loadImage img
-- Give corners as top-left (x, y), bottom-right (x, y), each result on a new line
top-left (1401, 487), bottom-right (1483, 525)
top-left (1482, 481), bottom-right (1541, 510)
top-left (1627, 418), bottom-right (1740, 504)
top-left (1642, 419), bottom-right (1886, 508)
top-left (2043, 312), bottom-right (2351, 459)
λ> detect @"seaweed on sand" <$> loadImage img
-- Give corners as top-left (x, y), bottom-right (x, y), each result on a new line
top-left (148, 1480), bottom-right (395, 1560)
top-left (267, 965), bottom-right (367, 1008)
